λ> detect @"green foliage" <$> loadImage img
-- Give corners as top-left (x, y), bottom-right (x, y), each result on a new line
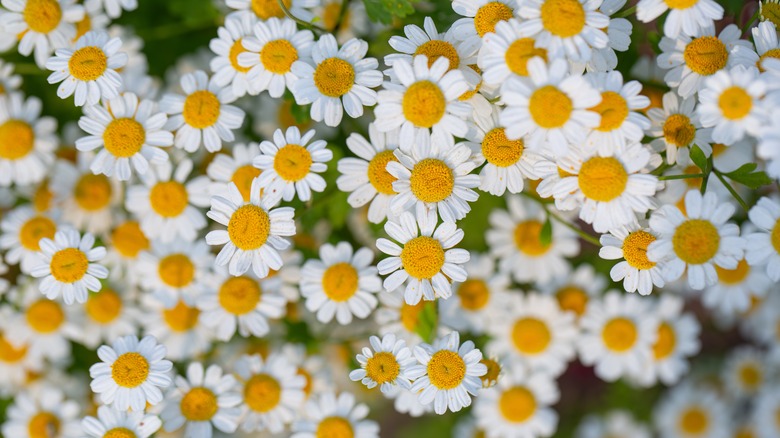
top-left (540, 216), bottom-right (553, 247)
top-left (689, 145), bottom-right (711, 173)
top-left (415, 301), bottom-right (438, 343)
top-left (722, 163), bottom-right (773, 189)
top-left (363, 0), bottom-right (415, 24)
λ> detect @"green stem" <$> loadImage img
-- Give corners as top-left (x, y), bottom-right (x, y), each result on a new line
top-left (278, 0), bottom-right (327, 33)
top-left (742, 8), bottom-right (760, 35)
top-left (545, 207), bottom-right (601, 246)
top-left (617, 4), bottom-right (637, 18)
top-left (699, 155), bottom-right (713, 194)
top-left (658, 173), bottom-right (705, 181)
top-left (713, 169), bottom-right (750, 211)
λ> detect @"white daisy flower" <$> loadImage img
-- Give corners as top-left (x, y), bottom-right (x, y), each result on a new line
top-left (377, 209), bottom-right (469, 304)
top-left (387, 134), bottom-right (480, 222)
top-left (206, 178), bottom-right (296, 278)
top-left (537, 264), bottom-right (606, 318)
top-left (578, 291), bottom-right (658, 382)
top-left (82, 405), bottom-right (161, 438)
top-left (0, 205), bottom-right (59, 273)
top-left (209, 12), bottom-right (258, 98)
top-left (225, 0), bottom-right (317, 22)
top-left (576, 411), bottom-right (651, 438)
top-left (349, 333), bottom-right (415, 393)
top-left (253, 126), bottom-right (332, 203)
top-left (585, 0), bottom-right (633, 72)
top-left (301, 241), bottom-right (380, 325)
top-left (583, 71), bottom-right (650, 154)
top-left (697, 65), bottom-right (767, 145)
top-left (500, 57), bottom-right (601, 157)
top-left (647, 91), bottom-right (713, 164)
top-left (139, 296), bottom-right (214, 361)
top-left (206, 141), bottom-right (262, 200)
top-left (382, 384), bottom-right (435, 417)
top-left (406, 331), bottom-right (487, 415)
top-left (0, 0), bottom-right (84, 67)
top-left (161, 362), bottom-right (243, 437)
top-left (636, 0), bottom-right (723, 38)
top-left (69, 285), bottom-right (138, 349)
top-left (125, 159), bottom-right (211, 243)
top-left (758, 107), bottom-right (780, 181)
top-left (479, 18), bottom-right (549, 87)
top-left (0, 306), bottom-right (44, 392)
top-left (1, 388), bottom-right (81, 438)
top-left (160, 70), bottom-right (246, 153)
top-left (514, 0), bottom-right (609, 63)
top-left (291, 34), bottom-right (382, 127)
top-left (233, 353), bottom-right (306, 433)
top-left (85, 0), bottom-right (137, 18)
top-left (89, 334), bottom-right (173, 412)
top-left (291, 391), bottom-right (380, 438)
top-left (599, 223), bottom-right (666, 295)
top-left (647, 190), bottom-right (746, 290)
top-left (237, 17), bottom-right (315, 98)
top-left (0, 59), bottom-right (22, 95)
top-left (102, 219), bottom-right (150, 287)
top-left (76, 92), bottom-right (172, 181)
top-left (751, 21), bottom-right (780, 70)
top-left (451, 0), bottom-right (518, 49)
top-left (701, 254), bottom-right (771, 319)
top-left (136, 239), bottom-right (213, 308)
top-left (374, 55), bottom-right (471, 149)
top-left (0, 93), bottom-right (57, 187)
top-left (721, 346), bottom-right (766, 399)
top-left (29, 228), bottom-right (108, 305)
top-left (653, 383), bottom-right (729, 438)
top-left (337, 123), bottom-right (400, 224)
top-left (746, 196), bottom-right (780, 281)
top-left (45, 30), bottom-right (126, 106)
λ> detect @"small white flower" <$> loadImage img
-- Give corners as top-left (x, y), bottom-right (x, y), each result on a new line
top-left (746, 196), bottom-right (780, 281)
top-left (599, 223), bottom-right (666, 295)
top-left (1, 388), bottom-right (82, 438)
top-left (209, 12), bottom-right (259, 98)
top-left (82, 405), bottom-right (161, 438)
top-left (647, 91), bottom-right (713, 165)
top-left (0, 206), bottom-right (59, 273)
top-left (0, 93), bottom-right (58, 187)
top-left (291, 391), bottom-right (380, 438)
top-left (86, 0), bottom-right (137, 19)
top-left (136, 239), bottom-right (213, 308)
top-left (636, 0), bottom-right (723, 38)
top-left (349, 333), bottom-right (415, 393)
top-left (697, 65), bottom-right (767, 145)
top-left (653, 383), bottom-right (729, 438)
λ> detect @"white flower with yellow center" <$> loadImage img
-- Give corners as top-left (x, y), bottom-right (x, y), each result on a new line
top-left (126, 159), bottom-right (211, 243)
top-left (0, 306), bottom-right (43, 390)
top-left (82, 405), bottom-right (161, 438)
top-left (68, 285), bottom-right (137, 349)
top-left (76, 92), bottom-right (172, 181)
top-left (291, 34), bottom-right (382, 127)
top-left (198, 269), bottom-right (286, 340)
top-left (210, 13), bottom-right (258, 98)
top-left (291, 391), bottom-right (380, 438)
top-left (160, 69), bottom-right (246, 153)
top-left (383, 383), bottom-right (435, 417)
top-left (697, 65), bottom-right (767, 145)
top-left (585, 0), bottom-right (632, 72)
top-left (657, 24), bottom-right (756, 98)
top-left (486, 195), bottom-right (579, 284)
top-left (0, 93), bottom-right (57, 187)
top-left (758, 106), bottom-right (780, 181)
top-left (721, 347), bottom-right (766, 399)
top-left (349, 333), bottom-right (415, 393)
top-left (500, 57), bottom-right (602, 157)
top-left (336, 123), bottom-right (400, 224)
top-left (599, 224), bottom-right (666, 295)
top-left (751, 21), bottom-right (780, 71)
top-left (301, 241), bottom-right (381, 325)
top-left (86, 0), bottom-right (136, 18)
top-left (488, 292), bottom-right (578, 377)
top-left (746, 197), bottom-right (780, 281)
top-left (576, 411), bottom-right (651, 438)
top-left (45, 30), bottom-right (126, 106)
top-left (451, 0), bottom-right (517, 49)
top-left (102, 219), bottom-right (150, 286)
top-left (406, 331), bottom-right (486, 415)
top-left (29, 228), bottom-right (108, 305)
top-left (374, 55), bottom-right (470, 149)
top-left (653, 384), bottom-right (729, 438)
top-left (583, 71), bottom-right (650, 154)
top-left (140, 296), bottom-right (214, 361)
top-left (647, 190), bottom-right (745, 290)
top-left (206, 178), bottom-right (296, 278)
top-left (538, 264), bottom-right (606, 319)
top-left (377, 209), bottom-right (469, 304)
top-left (253, 126), bottom-right (332, 203)
top-left (474, 364), bottom-right (559, 438)
top-left (234, 353), bottom-right (306, 433)
top-left (226, 0), bottom-right (317, 22)
top-left (0, 205), bottom-right (59, 273)
top-left (388, 136), bottom-right (480, 222)
top-left (161, 362), bottom-right (242, 437)
top-left (136, 239), bottom-right (213, 308)
top-left (578, 291), bottom-right (658, 382)
top-left (647, 91), bottom-right (713, 165)
top-left (207, 142), bottom-right (262, 202)
top-left (89, 334), bottom-right (173, 412)
top-left (515, 0), bottom-right (609, 63)
top-left (1, 388), bottom-right (81, 438)
top-left (637, 0), bottom-right (723, 38)
top-left (237, 17), bottom-right (314, 98)
top-left (0, 0), bottom-right (85, 67)
top-left (479, 17), bottom-right (549, 87)
top-left (0, 60), bottom-right (22, 95)
top-left (701, 248), bottom-right (771, 319)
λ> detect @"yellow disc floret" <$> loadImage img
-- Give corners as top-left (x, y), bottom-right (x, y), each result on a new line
top-left (368, 150), bottom-right (398, 195)
top-left (409, 158), bottom-right (454, 203)
top-left (261, 39), bottom-right (298, 74)
top-left (219, 276), bottom-right (262, 315)
top-left (415, 40), bottom-right (460, 70)
top-left (684, 36), bottom-right (728, 76)
top-left (513, 220), bottom-right (551, 256)
top-left (180, 387), bottom-right (219, 421)
top-left (601, 317), bottom-right (638, 352)
top-left (26, 299), bottom-right (64, 334)
top-left (274, 144), bottom-right (313, 182)
top-left (231, 164), bottom-right (262, 201)
top-left (316, 417), bottom-right (354, 438)
top-left (653, 322), bottom-right (676, 360)
top-left (402, 81), bottom-right (446, 128)
top-left (475, 2), bottom-right (514, 36)
top-left (28, 412), bottom-right (60, 438)
top-left (111, 352), bottom-right (149, 388)
top-left (244, 373), bottom-right (282, 412)
top-left (665, 0), bottom-right (699, 9)
top-left (183, 90), bottom-right (221, 129)
top-left (74, 174), bottom-right (112, 211)
top-left (111, 221), bottom-right (149, 258)
top-left (19, 216), bottom-right (56, 251)
top-left (50, 247), bottom-right (89, 283)
top-left (158, 254), bottom-right (195, 288)
top-left (505, 38), bottom-right (547, 77)
top-left (322, 262), bottom-right (359, 302)
top-left (663, 114), bottom-right (696, 147)
top-left (672, 219), bottom-right (720, 264)
top-left (529, 85), bottom-right (573, 128)
top-left (314, 58), bottom-right (355, 97)
top-left (163, 300), bottom-right (200, 332)
top-left (149, 181), bottom-right (189, 218)
top-left (499, 387), bottom-right (536, 423)
top-left (511, 317), bottom-right (551, 354)
top-left (623, 230), bottom-right (657, 270)
top-left (86, 289), bottom-right (123, 324)
top-left (0, 119), bottom-right (34, 160)
top-left (103, 118), bottom-right (146, 158)
top-left (556, 286), bottom-right (588, 316)
top-left (457, 279), bottom-right (490, 311)
top-left (715, 259), bottom-right (750, 285)
top-left (103, 428), bottom-right (136, 438)
top-left (679, 407), bottom-right (708, 435)
top-left (23, 0), bottom-right (62, 34)
top-left (0, 334), bottom-right (28, 363)
top-left (718, 86), bottom-right (752, 120)
top-left (230, 38), bottom-right (252, 73)
top-left (365, 351), bottom-right (400, 384)
top-left (482, 128), bottom-right (524, 167)
top-left (590, 91), bottom-right (629, 132)
top-left (228, 204), bottom-right (271, 250)
top-left (578, 156), bottom-right (628, 202)
top-left (400, 236), bottom-right (445, 280)
top-left (540, 0), bottom-right (586, 38)
top-left (251, 0), bottom-right (290, 19)
top-left (427, 350), bottom-right (466, 389)
top-left (68, 46), bottom-right (108, 81)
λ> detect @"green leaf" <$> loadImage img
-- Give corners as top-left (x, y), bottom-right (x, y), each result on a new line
top-left (689, 145), bottom-right (709, 172)
top-left (723, 164), bottom-right (773, 189)
top-left (540, 216), bottom-right (553, 247)
top-left (415, 301), bottom-right (438, 343)
top-left (363, 0), bottom-right (393, 24)
top-left (381, 0), bottom-right (415, 18)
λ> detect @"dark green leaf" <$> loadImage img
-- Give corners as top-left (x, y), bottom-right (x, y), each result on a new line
top-left (381, 0), bottom-right (415, 18)
top-left (363, 0), bottom-right (393, 24)
top-left (689, 145), bottom-right (709, 172)
top-left (723, 166), bottom-right (773, 189)
top-left (540, 216), bottom-right (553, 247)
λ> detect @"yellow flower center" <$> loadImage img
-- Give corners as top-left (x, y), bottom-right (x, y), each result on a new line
top-left (68, 46), bottom-right (108, 81)
top-left (735, 427), bottom-right (756, 438)
top-left (415, 40), bottom-right (460, 71)
top-left (231, 164), bottom-right (262, 202)
top-left (163, 300), bottom-right (200, 332)
top-left (0, 119), bottom-right (35, 160)
top-left (529, 85), bottom-right (572, 128)
top-left (0, 334), bottom-right (28, 363)
top-left (26, 299), bottom-right (64, 334)
top-left (400, 236), bottom-right (445, 280)
top-left (298, 367), bottom-right (314, 396)
top-left (715, 259), bottom-right (750, 285)
top-left (513, 220), bottom-right (551, 256)
top-left (111, 352), bottom-right (149, 388)
top-left (219, 276), bottom-right (261, 315)
top-left (475, 2), bottom-right (514, 36)
top-left (623, 230), bottom-right (657, 270)
top-left (19, 216), bottom-right (56, 251)
top-left (761, 2), bottom-right (780, 28)
top-left (718, 86), bottom-right (752, 120)
top-left (367, 150), bottom-right (398, 195)
top-left (409, 158), bottom-right (455, 202)
top-left (316, 417), bottom-right (354, 438)
top-left (23, 0), bottom-right (62, 34)
top-left (505, 38), bottom-right (547, 77)
top-left (103, 428), bottom-right (136, 438)
top-left (402, 81), bottom-right (446, 128)
top-left (511, 317), bottom-right (551, 354)
top-left (183, 90), bottom-right (221, 129)
top-left (28, 412), bottom-right (60, 438)
top-left (158, 253), bottom-right (195, 288)
top-left (479, 358), bottom-right (501, 387)
top-left (251, 0), bottom-right (290, 19)
top-left (74, 14), bottom-right (90, 41)
top-left (679, 407), bottom-right (708, 435)
top-left (684, 36), bottom-right (728, 76)
top-left (274, 144), bottom-right (313, 182)
top-left (261, 39), bottom-right (298, 74)
top-left (149, 181), bottom-right (188, 218)
top-left (228, 204), bottom-right (271, 250)
top-left (663, 114), bottom-right (696, 147)
top-left (314, 57), bottom-right (355, 97)
top-left (590, 91), bottom-right (629, 132)
top-left (400, 301), bottom-right (425, 332)
top-left (499, 387), bottom-right (536, 423)
top-left (111, 221), bottom-right (149, 258)
top-left (482, 128), bottom-right (524, 167)
top-left (86, 289), bottom-right (123, 324)
top-left (365, 351), bottom-right (401, 384)
top-left (230, 38), bottom-right (252, 73)
top-left (244, 373), bottom-right (282, 412)
top-left (758, 48), bottom-right (780, 71)
top-left (664, 0), bottom-right (699, 9)
top-left (74, 174), bottom-right (112, 211)
top-left (555, 286), bottom-right (588, 316)
top-left (772, 219), bottom-right (780, 254)
top-left (322, 262), bottom-right (360, 302)
top-left (653, 322), bottom-right (676, 360)
top-left (540, 0), bottom-right (586, 38)
top-left (50, 247), bottom-right (89, 283)
top-left (181, 387), bottom-right (219, 421)
top-left (457, 279), bottom-right (490, 310)
top-left (33, 183), bottom-right (53, 212)
top-left (739, 363), bottom-right (762, 390)
top-left (601, 317), bottom-right (637, 352)
top-left (427, 350), bottom-right (466, 389)
top-left (578, 156), bottom-right (628, 202)
top-left (103, 118), bottom-right (146, 158)
top-left (672, 219), bottom-right (720, 264)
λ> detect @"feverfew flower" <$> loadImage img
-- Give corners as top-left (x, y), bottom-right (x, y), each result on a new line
top-left (0, 93), bottom-right (57, 187)
top-left (209, 12), bottom-right (259, 98)
top-left (291, 392), bottom-right (380, 438)
top-left (697, 65), bottom-right (767, 145)
top-left (82, 405), bottom-right (161, 438)
top-left (746, 197), bottom-right (780, 281)
top-left (349, 333), bottom-right (415, 393)
top-left (636, 0), bottom-right (723, 38)
top-left (599, 224), bottom-right (666, 295)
